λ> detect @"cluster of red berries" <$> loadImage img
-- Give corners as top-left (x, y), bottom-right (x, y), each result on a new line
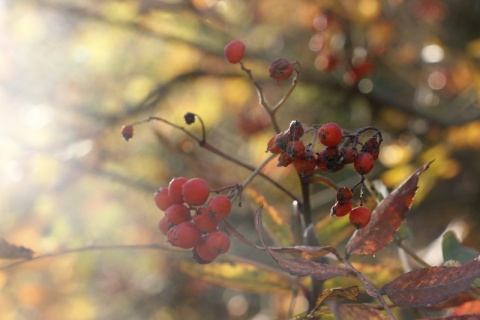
top-left (266, 120), bottom-right (381, 177)
top-left (224, 40), bottom-right (295, 82)
top-left (330, 187), bottom-right (371, 229)
top-left (154, 177), bottom-right (232, 264)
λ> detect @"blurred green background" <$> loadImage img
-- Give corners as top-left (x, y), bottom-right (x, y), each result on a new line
top-left (1, 0), bottom-right (480, 319)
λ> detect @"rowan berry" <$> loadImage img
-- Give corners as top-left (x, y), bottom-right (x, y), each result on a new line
top-left (121, 125), bottom-right (134, 141)
top-left (203, 230), bottom-right (231, 255)
top-left (168, 221), bottom-right (201, 249)
top-left (330, 201), bottom-right (353, 217)
top-left (274, 131), bottom-right (292, 150)
top-left (168, 177), bottom-right (188, 204)
top-left (154, 187), bottom-right (173, 211)
top-left (184, 112), bottom-right (195, 125)
top-left (317, 149), bottom-right (344, 172)
top-left (288, 120), bottom-right (304, 139)
top-left (318, 122), bottom-right (343, 147)
top-left (224, 40), bottom-right (245, 64)
top-left (269, 58), bottom-right (294, 81)
top-left (354, 152), bottom-right (375, 175)
top-left (266, 136), bottom-right (282, 154)
top-left (336, 187), bottom-right (353, 202)
top-left (362, 137), bottom-right (380, 160)
top-left (193, 206), bottom-right (219, 233)
top-left (158, 216), bottom-right (173, 235)
top-left (349, 206), bottom-right (372, 229)
top-left (286, 140), bottom-right (305, 158)
top-left (341, 147), bottom-right (356, 164)
top-left (182, 178), bottom-right (210, 206)
top-left (207, 195), bottom-right (232, 220)
top-left (193, 239), bottom-right (219, 264)
top-left (165, 203), bottom-right (191, 225)
top-left (293, 152), bottom-right (317, 176)
top-left (277, 152), bottom-right (294, 167)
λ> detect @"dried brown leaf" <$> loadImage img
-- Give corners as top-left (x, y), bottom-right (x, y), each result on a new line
top-left (337, 304), bottom-right (390, 320)
top-left (269, 245), bottom-right (339, 260)
top-left (0, 238), bottom-right (34, 260)
top-left (346, 161), bottom-right (433, 257)
top-left (381, 258), bottom-right (480, 308)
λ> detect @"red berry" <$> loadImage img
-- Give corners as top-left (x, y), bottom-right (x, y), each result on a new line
top-left (293, 153), bottom-right (317, 176)
top-left (224, 40), bottom-right (245, 64)
top-left (349, 206), bottom-right (372, 229)
top-left (354, 152), bottom-right (375, 175)
top-left (266, 136), bottom-right (282, 154)
top-left (193, 239), bottom-right (219, 264)
top-left (121, 125), bottom-right (134, 141)
top-left (167, 221), bottom-right (201, 249)
top-left (274, 131), bottom-right (293, 150)
top-left (207, 195), bottom-right (232, 220)
top-left (154, 187), bottom-right (173, 211)
top-left (330, 201), bottom-right (353, 217)
top-left (165, 203), bottom-right (191, 225)
top-left (362, 137), bottom-right (380, 160)
top-left (158, 216), bottom-right (173, 235)
top-left (168, 177), bottom-right (188, 204)
top-left (203, 230), bottom-right (230, 254)
top-left (193, 206), bottom-right (219, 233)
top-left (182, 178), bottom-right (210, 206)
top-left (269, 58), bottom-right (294, 81)
top-left (318, 122), bottom-right (343, 147)
top-left (286, 140), bottom-right (305, 158)
top-left (336, 187), bottom-right (353, 202)
top-left (341, 147), bottom-right (356, 164)
top-left (277, 152), bottom-right (294, 167)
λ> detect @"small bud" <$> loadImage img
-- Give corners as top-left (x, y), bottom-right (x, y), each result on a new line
top-left (269, 58), bottom-right (294, 81)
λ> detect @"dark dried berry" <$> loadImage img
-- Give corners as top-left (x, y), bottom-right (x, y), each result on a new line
top-left (288, 120), bottom-right (304, 139)
top-left (121, 125), bottom-right (134, 141)
top-left (184, 112), bottom-right (196, 125)
top-left (269, 58), bottom-right (294, 81)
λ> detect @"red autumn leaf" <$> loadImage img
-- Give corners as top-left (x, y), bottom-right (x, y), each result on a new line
top-left (381, 258), bottom-right (480, 308)
top-left (255, 206), bottom-right (354, 281)
top-left (337, 304), bottom-right (390, 320)
top-left (345, 161), bottom-right (433, 257)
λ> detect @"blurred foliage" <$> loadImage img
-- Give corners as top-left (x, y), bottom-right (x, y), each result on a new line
top-left (1, 0), bottom-right (480, 319)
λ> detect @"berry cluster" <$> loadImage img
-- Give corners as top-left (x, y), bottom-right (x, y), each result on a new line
top-left (266, 121), bottom-right (381, 177)
top-left (330, 187), bottom-right (371, 229)
top-left (155, 177), bottom-right (232, 264)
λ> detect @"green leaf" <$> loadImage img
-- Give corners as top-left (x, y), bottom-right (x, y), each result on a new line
top-left (178, 255), bottom-right (296, 294)
top-left (442, 230), bottom-right (479, 264)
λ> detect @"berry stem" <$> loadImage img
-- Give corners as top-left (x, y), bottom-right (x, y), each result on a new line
top-left (128, 116), bottom-right (299, 202)
top-left (271, 61), bottom-right (301, 114)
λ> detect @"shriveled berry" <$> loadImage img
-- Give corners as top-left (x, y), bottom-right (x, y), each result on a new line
top-left (317, 149), bottom-right (345, 172)
top-left (341, 147), bottom-right (356, 164)
top-left (318, 122), bottom-right (343, 147)
top-left (266, 136), bottom-right (282, 154)
top-left (165, 203), bottom-right (191, 225)
top-left (224, 40), bottom-right (245, 64)
top-left (349, 206), bottom-right (372, 229)
top-left (193, 239), bottom-right (219, 264)
top-left (203, 230), bottom-right (230, 255)
top-left (182, 178), bottom-right (210, 206)
top-left (293, 152), bottom-right (317, 176)
top-left (168, 177), bottom-right (188, 204)
top-left (207, 195), bottom-right (232, 220)
top-left (158, 216), bottom-right (173, 235)
top-left (168, 221), bottom-right (201, 249)
top-left (193, 206), bottom-right (219, 233)
top-left (288, 120), bottom-right (304, 139)
top-left (277, 152), bottom-right (294, 167)
top-left (269, 58), bottom-right (294, 81)
top-left (362, 137), bottom-right (380, 160)
top-left (354, 152), bottom-right (375, 175)
top-left (286, 140), bottom-right (305, 158)
top-left (336, 187), bottom-right (353, 202)
top-left (330, 201), bottom-right (353, 217)
top-left (184, 112), bottom-right (196, 125)
top-left (274, 131), bottom-right (292, 150)
top-left (121, 125), bottom-right (134, 141)
top-left (154, 187), bottom-right (173, 211)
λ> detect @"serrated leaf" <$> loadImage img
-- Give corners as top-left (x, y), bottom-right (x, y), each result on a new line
top-left (381, 258), bottom-right (480, 308)
top-left (0, 238), bottom-right (34, 260)
top-left (254, 206), bottom-right (354, 281)
top-left (442, 231), bottom-right (479, 264)
top-left (178, 255), bottom-right (294, 294)
top-left (246, 189), bottom-right (295, 246)
top-left (346, 161), bottom-right (433, 257)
